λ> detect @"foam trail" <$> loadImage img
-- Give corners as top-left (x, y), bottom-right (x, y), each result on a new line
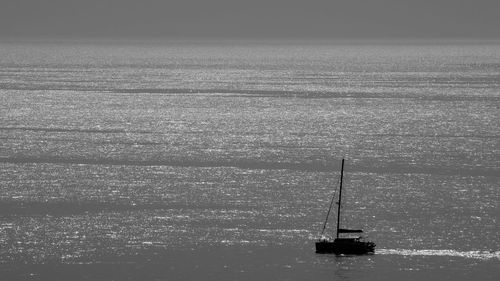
top-left (378, 249), bottom-right (500, 260)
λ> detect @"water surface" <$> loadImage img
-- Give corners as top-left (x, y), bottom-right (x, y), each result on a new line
top-left (0, 40), bottom-right (499, 280)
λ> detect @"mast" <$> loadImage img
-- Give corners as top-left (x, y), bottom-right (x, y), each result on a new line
top-left (336, 159), bottom-right (344, 239)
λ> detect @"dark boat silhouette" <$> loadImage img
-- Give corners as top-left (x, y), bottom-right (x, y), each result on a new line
top-left (315, 159), bottom-right (376, 254)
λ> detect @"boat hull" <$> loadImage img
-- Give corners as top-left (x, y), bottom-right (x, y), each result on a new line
top-left (315, 239), bottom-right (375, 254)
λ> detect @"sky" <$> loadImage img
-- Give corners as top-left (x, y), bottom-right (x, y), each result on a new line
top-left (1, 0), bottom-right (499, 39)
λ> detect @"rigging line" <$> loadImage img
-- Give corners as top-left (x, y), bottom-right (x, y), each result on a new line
top-left (320, 174), bottom-right (340, 236)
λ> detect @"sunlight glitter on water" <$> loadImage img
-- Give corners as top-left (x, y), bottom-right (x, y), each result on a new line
top-left (1, 41), bottom-right (499, 281)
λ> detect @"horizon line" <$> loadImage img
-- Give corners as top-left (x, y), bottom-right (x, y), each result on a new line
top-left (2, 36), bottom-right (500, 45)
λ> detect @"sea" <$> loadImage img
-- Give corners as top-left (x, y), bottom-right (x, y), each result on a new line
top-left (0, 39), bottom-right (499, 280)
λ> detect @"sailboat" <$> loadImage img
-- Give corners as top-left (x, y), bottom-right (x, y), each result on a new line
top-left (315, 159), bottom-right (376, 254)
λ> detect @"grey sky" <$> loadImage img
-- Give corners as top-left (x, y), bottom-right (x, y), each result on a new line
top-left (1, 0), bottom-right (499, 39)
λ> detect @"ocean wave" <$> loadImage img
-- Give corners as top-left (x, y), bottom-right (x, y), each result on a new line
top-left (113, 88), bottom-right (500, 101)
top-left (1, 84), bottom-right (498, 101)
top-left (0, 156), bottom-right (498, 177)
top-left (0, 201), bottom-right (239, 215)
top-left (0, 127), bottom-right (153, 134)
top-left (0, 156), bottom-right (332, 171)
top-left (365, 133), bottom-right (500, 139)
top-left (114, 88), bottom-right (395, 99)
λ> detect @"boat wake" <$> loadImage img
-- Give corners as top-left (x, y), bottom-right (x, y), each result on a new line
top-left (377, 249), bottom-right (500, 260)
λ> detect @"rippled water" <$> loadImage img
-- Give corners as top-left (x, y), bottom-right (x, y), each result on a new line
top-left (0, 40), bottom-right (499, 280)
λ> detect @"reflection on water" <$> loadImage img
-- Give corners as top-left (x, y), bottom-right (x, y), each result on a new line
top-left (0, 41), bottom-right (499, 280)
